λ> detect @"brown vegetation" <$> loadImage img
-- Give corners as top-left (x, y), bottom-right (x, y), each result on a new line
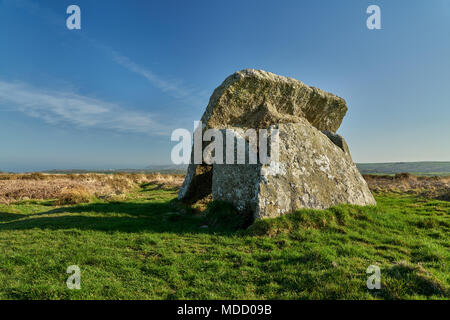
top-left (363, 173), bottom-right (450, 200)
top-left (1, 171), bottom-right (448, 205)
top-left (0, 173), bottom-right (184, 205)
top-left (56, 186), bottom-right (94, 205)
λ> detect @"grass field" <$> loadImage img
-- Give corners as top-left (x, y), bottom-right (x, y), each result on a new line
top-left (0, 179), bottom-right (448, 300)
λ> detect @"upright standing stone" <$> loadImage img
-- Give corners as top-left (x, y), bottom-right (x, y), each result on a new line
top-left (212, 121), bottom-right (376, 219)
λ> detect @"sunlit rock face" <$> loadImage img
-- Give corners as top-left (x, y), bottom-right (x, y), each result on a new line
top-left (212, 121), bottom-right (376, 219)
top-left (178, 69), bottom-right (375, 218)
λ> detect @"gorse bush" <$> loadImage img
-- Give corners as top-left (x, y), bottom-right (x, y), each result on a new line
top-left (56, 186), bottom-right (93, 205)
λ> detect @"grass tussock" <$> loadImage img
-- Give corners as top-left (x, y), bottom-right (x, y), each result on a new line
top-left (56, 186), bottom-right (93, 205)
top-left (247, 205), bottom-right (377, 237)
top-left (380, 261), bottom-right (449, 299)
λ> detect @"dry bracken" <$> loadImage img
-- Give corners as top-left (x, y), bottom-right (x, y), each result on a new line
top-left (0, 173), bottom-right (185, 204)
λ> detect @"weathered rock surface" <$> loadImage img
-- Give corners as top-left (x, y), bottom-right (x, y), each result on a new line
top-left (212, 121), bottom-right (376, 219)
top-left (178, 69), bottom-right (348, 202)
top-left (178, 69), bottom-right (376, 218)
top-left (202, 69), bottom-right (347, 132)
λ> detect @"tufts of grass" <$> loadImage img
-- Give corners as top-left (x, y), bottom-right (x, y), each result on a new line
top-left (0, 185), bottom-right (448, 300)
top-left (247, 204), bottom-right (378, 237)
top-left (380, 261), bottom-right (449, 299)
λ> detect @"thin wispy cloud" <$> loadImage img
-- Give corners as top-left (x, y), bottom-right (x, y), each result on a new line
top-left (111, 52), bottom-right (205, 106)
top-left (2, 0), bottom-right (206, 107)
top-left (0, 81), bottom-right (167, 135)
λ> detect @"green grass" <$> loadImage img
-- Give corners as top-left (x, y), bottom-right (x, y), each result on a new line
top-left (0, 183), bottom-right (449, 300)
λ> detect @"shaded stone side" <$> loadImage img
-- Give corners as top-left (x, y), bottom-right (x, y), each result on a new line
top-left (178, 164), bottom-right (212, 204)
top-left (321, 130), bottom-right (351, 156)
top-left (211, 128), bottom-right (261, 212)
top-left (212, 163), bottom-right (261, 213)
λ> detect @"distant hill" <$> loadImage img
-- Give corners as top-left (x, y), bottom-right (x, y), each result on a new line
top-left (144, 164), bottom-right (188, 174)
top-left (14, 162), bottom-right (450, 176)
top-left (356, 161), bottom-right (450, 176)
top-left (144, 162), bottom-right (450, 176)
top-left (41, 165), bottom-right (188, 175)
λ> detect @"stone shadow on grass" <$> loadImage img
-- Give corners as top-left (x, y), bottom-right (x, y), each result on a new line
top-left (0, 199), bottom-right (241, 235)
top-left (0, 211), bottom-right (27, 222)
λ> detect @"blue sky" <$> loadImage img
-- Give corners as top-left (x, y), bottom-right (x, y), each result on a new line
top-left (0, 0), bottom-right (449, 171)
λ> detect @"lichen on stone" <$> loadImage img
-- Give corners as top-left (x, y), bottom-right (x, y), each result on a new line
top-left (179, 69), bottom-right (375, 219)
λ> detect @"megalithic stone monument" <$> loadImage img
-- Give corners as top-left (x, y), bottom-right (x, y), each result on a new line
top-left (178, 69), bottom-right (375, 218)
